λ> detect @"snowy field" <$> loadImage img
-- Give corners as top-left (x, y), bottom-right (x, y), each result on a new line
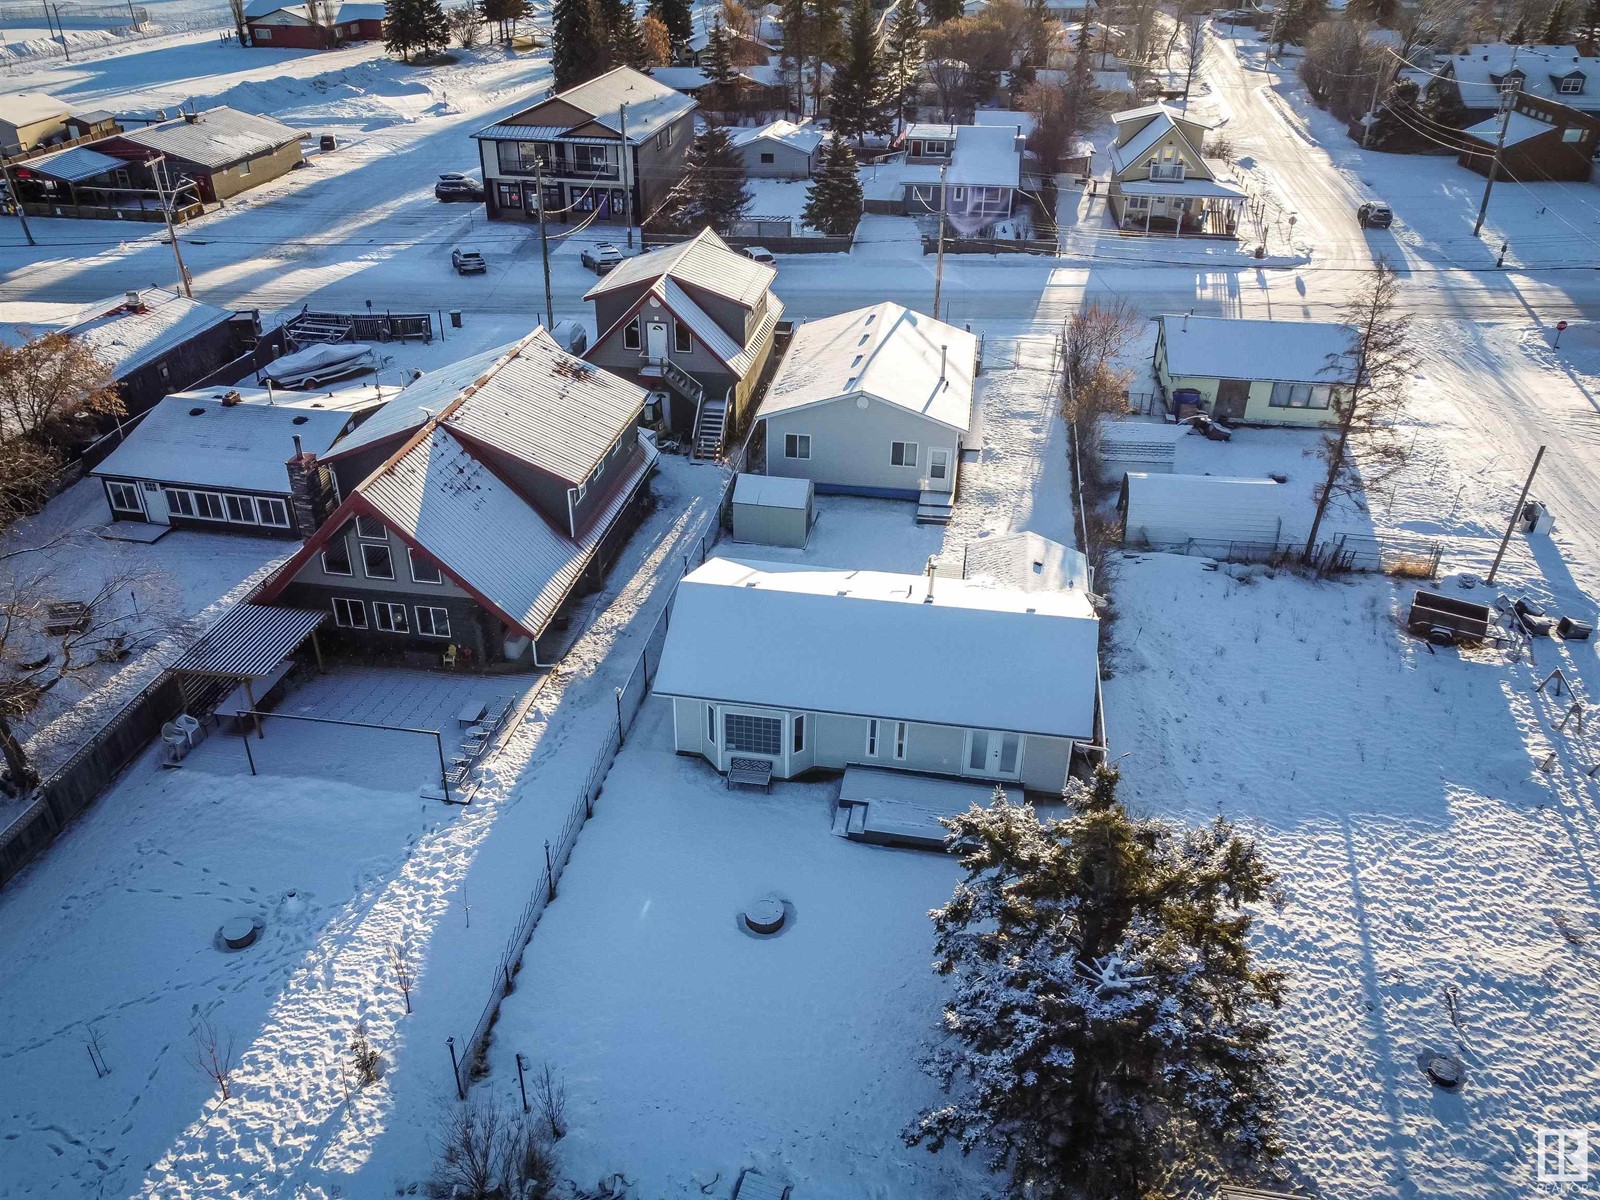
top-left (481, 697), bottom-right (997, 1200)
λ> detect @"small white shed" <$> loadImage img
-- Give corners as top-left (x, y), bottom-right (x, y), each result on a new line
top-left (732, 473), bottom-right (813, 548)
top-left (1098, 419), bottom-right (1188, 477)
top-left (1119, 472), bottom-right (1290, 550)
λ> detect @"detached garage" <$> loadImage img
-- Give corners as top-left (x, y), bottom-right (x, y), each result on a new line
top-left (1119, 472), bottom-right (1290, 551)
top-left (732, 473), bottom-right (813, 548)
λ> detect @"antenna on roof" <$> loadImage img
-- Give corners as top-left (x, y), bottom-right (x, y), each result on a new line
top-left (1182, 309), bottom-right (1192, 331)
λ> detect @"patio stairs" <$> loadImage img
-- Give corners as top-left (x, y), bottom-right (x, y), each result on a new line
top-left (915, 489), bottom-right (954, 525)
top-left (693, 396), bottom-right (728, 461)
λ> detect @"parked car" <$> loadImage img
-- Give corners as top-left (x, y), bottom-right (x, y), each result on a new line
top-left (742, 245), bottom-right (775, 264)
top-left (1357, 201), bottom-right (1393, 229)
top-left (452, 248), bottom-right (487, 274)
top-left (551, 318), bottom-right (588, 354)
top-left (436, 173), bottom-right (485, 202)
top-left (581, 243), bottom-right (625, 274)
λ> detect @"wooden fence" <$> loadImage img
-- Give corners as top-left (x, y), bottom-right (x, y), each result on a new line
top-left (921, 235), bottom-right (1058, 256)
top-left (641, 230), bottom-right (852, 255)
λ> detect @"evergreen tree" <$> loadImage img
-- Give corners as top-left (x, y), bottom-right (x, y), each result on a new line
top-left (480, 0), bottom-right (530, 43)
top-left (927, 0), bottom-right (962, 25)
top-left (809, 0), bottom-right (844, 111)
top-left (906, 769), bottom-right (1286, 1200)
top-left (779, 0), bottom-right (812, 114)
top-left (1019, 0), bottom-right (1051, 81)
top-left (1582, 0), bottom-right (1600, 41)
top-left (802, 136), bottom-right (862, 234)
top-left (1543, 0), bottom-right (1570, 41)
top-left (667, 125), bottom-right (752, 232)
top-left (830, 0), bottom-right (888, 141)
top-left (703, 19), bottom-right (742, 112)
top-left (386, 0), bottom-right (448, 59)
top-left (646, 0), bottom-right (692, 45)
top-left (553, 0), bottom-right (605, 88)
top-left (602, 0), bottom-right (648, 68)
top-left (1509, 13), bottom-right (1529, 40)
top-left (415, 0), bottom-right (449, 52)
top-left (882, 0), bottom-right (923, 133)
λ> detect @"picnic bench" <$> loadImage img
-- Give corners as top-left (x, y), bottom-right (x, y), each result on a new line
top-left (726, 757), bottom-right (773, 791)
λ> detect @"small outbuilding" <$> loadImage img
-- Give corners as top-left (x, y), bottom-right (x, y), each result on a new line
top-left (731, 473), bottom-right (813, 548)
top-left (1457, 92), bottom-right (1600, 182)
top-left (1119, 472), bottom-right (1290, 551)
top-left (1098, 419), bottom-right (1189, 476)
top-left (1154, 314), bottom-right (1355, 427)
top-left (730, 120), bottom-right (827, 178)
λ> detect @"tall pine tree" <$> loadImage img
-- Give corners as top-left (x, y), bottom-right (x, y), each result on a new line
top-left (385, 0), bottom-right (449, 60)
top-left (809, 0), bottom-right (844, 111)
top-left (882, 0), bottom-right (922, 134)
top-left (830, 0), bottom-right (887, 141)
top-left (667, 124), bottom-right (752, 232)
top-left (926, 0), bottom-right (962, 25)
top-left (646, 0), bottom-right (691, 45)
top-left (553, 0), bottom-right (604, 89)
top-left (802, 136), bottom-right (862, 234)
top-left (1582, 0), bottom-right (1600, 42)
top-left (779, 0), bottom-right (811, 115)
top-left (907, 769), bottom-right (1286, 1200)
top-left (601, 0), bottom-right (648, 68)
top-left (703, 19), bottom-right (741, 113)
top-left (1543, 0), bottom-right (1571, 41)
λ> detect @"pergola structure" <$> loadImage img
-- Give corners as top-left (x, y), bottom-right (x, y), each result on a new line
top-left (173, 603), bottom-right (327, 736)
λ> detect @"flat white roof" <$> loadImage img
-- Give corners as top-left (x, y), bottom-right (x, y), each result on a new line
top-left (1158, 315), bottom-right (1356, 383)
top-left (733, 473), bottom-right (812, 509)
top-left (653, 558), bottom-right (1099, 740)
top-left (760, 302), bottom-right (975, 431)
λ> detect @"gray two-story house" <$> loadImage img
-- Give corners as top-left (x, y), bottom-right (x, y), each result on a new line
top-left (471, 67), bottom-right (696, 226)
top-left (258, 328), bottom-right (658, 668)
top-left (583, 228), bottom-right (784, 457)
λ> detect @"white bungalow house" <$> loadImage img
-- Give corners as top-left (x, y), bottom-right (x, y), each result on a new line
top-left (756, 302), bottom-right (975, 522)
top-left (652, 558), bottom-right (1101, 793)
top-left (1105, 103), bottom-right (1245, 237)
top-left (1154, 314), bottom-right (1356, 426)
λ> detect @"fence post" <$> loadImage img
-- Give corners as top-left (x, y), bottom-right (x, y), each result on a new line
top-left (615, 686), bottom-right (625, 746)
top-left (544, 840), bottom-right (556, 902)
top-left (516, 1052), bottom-right (529, 1113)
top-left (447, 1036), bottom-right (464, 1100)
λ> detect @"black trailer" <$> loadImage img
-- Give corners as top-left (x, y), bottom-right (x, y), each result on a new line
top-left (1407, 590), bottom-right (1492, 644)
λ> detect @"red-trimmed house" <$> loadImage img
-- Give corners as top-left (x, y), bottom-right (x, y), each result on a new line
top-left (244, 0), bottom-right (384, 47)
top-left (254, 328), bottom-right (658, 668)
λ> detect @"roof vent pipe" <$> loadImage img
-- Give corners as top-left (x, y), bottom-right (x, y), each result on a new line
top-left (292, 434), bottom-right (303, 458)
top-left (1182, 309), bottom-right (1192, 331)
top-left (924, 556), bottom-right (936, 603)
top-left (940, 343), bottom-right (948, 385)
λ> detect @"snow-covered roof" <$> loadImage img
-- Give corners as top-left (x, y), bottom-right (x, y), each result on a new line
top-left (1445, 44), bottom-right (1600, 109)
top-left (730, 119), bottom-right (825, 155)
top-left (1158, 315), bottom-right (1356, 384)
top-left (478, 68), bottom-right (695, 145)
top-left (955, 532), bottom-right (1090, 593)
top-left (1121, 472), bottom-right (1291, 546)
top-left (973, 109), bottom-right (1037, 137)
top-left (0, 91), bottom-right (69, 128)
top-left (1109, 105), bottom-right (1212, 175)
top-left (92, 394), bottom-right (351, 493)
top-left (62, 287), bottom-right (236, 377)
top-left (948, 123), bottom-right (1022, 187)
top-left (118, 107), bottom-right (303, 169)
top-left (904, 122), bottom-right (960, 140)
top-left (21, 145), bottom-right (124, 183)
top-left (334, 1), bottom-right (384, 19)
top-left (860, 159), bottom-right (943, 202)
top-left (584, 228), bottom-right (776, 310)
top-left (649, 66), bottom-right (711, 92)
top-left (733, 472), bottom-right (811, 509)
top-left (653, 558), bottom-right (1100, 740)
top-left (1460, 110), bottom-right (1552, 147)
top-left (760, 302), bottom-right (975, 432)
top-left (327, 328), bottom-right (647, 484)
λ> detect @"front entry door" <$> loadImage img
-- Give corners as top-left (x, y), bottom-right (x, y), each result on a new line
top-left (966, 729), bottom-right (1022, 780)
top-left (646, 320), bottom-right (668, 362)
top-left (142, 481), bottom-right (170, 524)
top-left (1214, 378), bottom-right (1250, 420)
top-left (927, 447), bottom-right (952, 492)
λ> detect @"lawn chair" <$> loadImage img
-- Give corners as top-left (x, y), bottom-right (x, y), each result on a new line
top-left (482, 699), bottom-right (511, 730)
top-left (441, 644), bottom-right (457, 668)
top-left (160, 722), bottom-right (191, 768)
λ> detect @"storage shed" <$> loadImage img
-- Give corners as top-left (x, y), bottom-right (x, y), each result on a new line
top-left (1119, 472), bottom-right (1290, 551)
top-left (732, 473), bottom-right (813, 548)
top-left (1098, 419), bottom-right (1188, 476)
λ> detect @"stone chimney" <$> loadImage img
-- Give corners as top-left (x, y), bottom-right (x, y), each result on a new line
top-left (284, 436), bottom-right (333, 534)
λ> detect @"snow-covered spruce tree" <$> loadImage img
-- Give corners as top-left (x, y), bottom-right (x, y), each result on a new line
top-left (882, 0), bottom-right (923, 134)
top-left (413, 0), bottom-right (450, 55)
top-left (802, 137), bottom-right (862, 234)
top-left (702, 19), bottom-right (742, 113)
top-left (830, 0), bottom-right (889, 142)
top-left (553, 0), bottom-right (605, 88)
top-left (602, 0), bottom-right (649, 69)
top-left (666, 125), bottom-right (752, 232)
top-left (906, 767), bottom-right (1286, 1200)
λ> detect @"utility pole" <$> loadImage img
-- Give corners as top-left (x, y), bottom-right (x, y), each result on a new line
top-left (1473, 48), bottom-right (1517, 238)
top-left (149, 156), bottom-right (193, 297)
top-left (1361, 65), bottom-right (1387, 149)
top-left (534, 153), bottom-right (554, 329)
top-left (51, 2), bottom-right (70, 59)
top-left (619, 101), bottom-right (634, 249)
top-left (1487, 444), bottom-right (1545, 585)
top-left (932, 163), bottom-right (947, 319)
top-left (0, 153), bottom-right (36, 246)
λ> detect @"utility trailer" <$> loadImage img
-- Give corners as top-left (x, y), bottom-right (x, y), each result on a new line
top-left (1407, 590), bottom-right (1492, 645)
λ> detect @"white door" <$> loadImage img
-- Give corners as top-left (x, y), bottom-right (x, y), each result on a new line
top-left (966, 729), bottom-right (1022, 780)
top-left (142, 481), bottom-right (170, 524)
top-left (927, 448), bottom-right (952, 493)
top-left (646, 320), bottom-right (668, 361)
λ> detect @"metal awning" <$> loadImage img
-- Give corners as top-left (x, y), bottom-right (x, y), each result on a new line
top-left (175, 603), bottom-right (327, 678)
top-left (22, 146), bottom-right (125, 184)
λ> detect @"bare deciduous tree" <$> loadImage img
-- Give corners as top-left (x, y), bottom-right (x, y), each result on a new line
top-left (228, 0), bottom-right (249, 41)
top-left (448, 4), bottom-right (483, 47)
top-left (349, 1022), bottom-right (382, 1086)
top-left (924, 57), bottom-right (972, 122)
top-left (190, 1017), bottom-right (235, 1101)
top-left (0, 332), bottom-right (123, 446)
top-left (433, 1100), bottom-right (559, 1200)
top-left (389, 941), bottom-right (414, 1014)
top-left (1061, 300), bottom-right (1142, 493)
top-left (533, 1061), bottom-right (567, 1141)
top-left (1302, 258), bottom-right (1416, 563)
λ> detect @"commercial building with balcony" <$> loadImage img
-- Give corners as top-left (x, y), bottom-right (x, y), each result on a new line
top-left (471, 67), bottom-right (696, 226)
top-left (1104, 104), bottom-right (1245, 238)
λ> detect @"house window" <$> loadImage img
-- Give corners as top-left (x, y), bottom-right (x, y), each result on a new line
top-left (949, 186), bottom-right (966, 203)
top-left (256, 497), bottom-right (290, 528)
top-left (497, 183), bottom-right (522, 208)
top-left (106, 481), bottom-right (142, 514)
top-left (760, 151), bottom-right (775, 163)
top-left (1268, 382), bottom-right (1333, 409)
top-left (724, 712), bottom-right (781, 756)
top-left (674, 320), bottom-right (692, 353)
top-left (707, 704), bottom-right (717, 744)
top-left (793, 713), bottom-right (806, 753)
top-left (409, 548), bottom-right (443, 584)
top-left (922, 139), bottom-right (947, 156)
top-left (891, 441), bottom-right (918, 467)
top-left (415, 605), bottom-right (450, 637)
top-left (910, 184), bottom-right (937, 205)
top-left (783, 433), bottom-right (810, 459)
top-left (1564, 126), bottom-right (1586, 141)
top-left (624, 317), bottom-right (642, 350)
top-left (225, 494), bottom-right (257, 523)
top-left (165, 488), bottom-right (194, 516)
top-left (238, 159), bottom-right (252, 177)
top-left (656, 125), bottom-right (673, 150)
top-left (1561, 74), bottom-right (1585, 94)
top-left (894, 721), bottom-right (907, 760)
top-left (331, 596), bottom-right (366, 629)
top-left (866, 719), bottom-right (878, 756)
top-left (256, 25), bottom-right (271, 37)
top-left (356, 515), bottom-right (387, 539)
top-left (373, 602), bottom-right (409, 633)
top-left (321, 537), bottom-right (353, 576)
top-left (178, 490), bottom-right (225, 519)
top-left (361, 542), bottom-right (395, 579)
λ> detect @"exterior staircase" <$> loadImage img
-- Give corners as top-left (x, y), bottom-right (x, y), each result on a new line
top-left (694, 395), bottom-right (728, 461)
top-left (916, 489), bottom-right (954, 525)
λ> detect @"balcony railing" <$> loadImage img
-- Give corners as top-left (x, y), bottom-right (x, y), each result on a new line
top-left (496, 156), bottom-right (620, 180)
top-left (1148, 163), bottom-right (1187, 182)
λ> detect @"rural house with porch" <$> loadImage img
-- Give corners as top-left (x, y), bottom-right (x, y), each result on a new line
top-left (259, 328), bottom-right (658, 668)
top-left (1105, 104), bottom-right (1245, 237)
top-left (1154, 314), bottom-right (1355, 426)
top-left (472, 67), bottom-right (695, 227)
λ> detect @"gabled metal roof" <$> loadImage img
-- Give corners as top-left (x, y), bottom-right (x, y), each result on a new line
top-left (472, 67), bottom-right (695, 145)
top-left (583, 228), bottom-right (777, 309)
